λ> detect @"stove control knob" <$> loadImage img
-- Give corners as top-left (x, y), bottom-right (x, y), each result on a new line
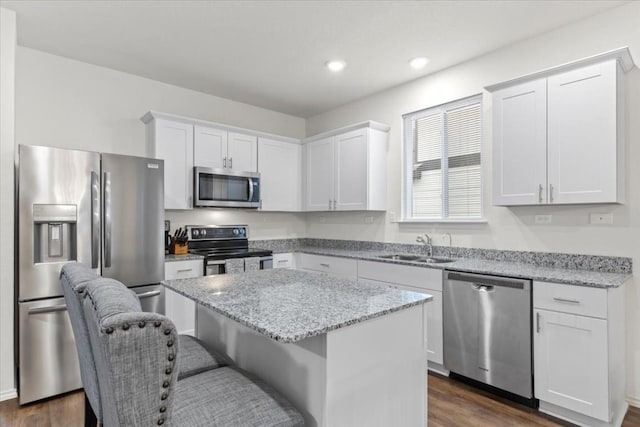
top-left (240, 228), bottom-right (245, 235)
top-left (233, 228), bottom-right (239, 236)
top-left (192, 229), bottom-right (199, 238)
top-left (200, 229), bottom-right (207, 238)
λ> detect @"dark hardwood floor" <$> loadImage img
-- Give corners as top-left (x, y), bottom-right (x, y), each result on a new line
top-left (1, 373), bottom-right (638, 426)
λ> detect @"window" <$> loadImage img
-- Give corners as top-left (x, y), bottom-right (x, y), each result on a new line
top-left (403, 95), bottom-right (482, 221)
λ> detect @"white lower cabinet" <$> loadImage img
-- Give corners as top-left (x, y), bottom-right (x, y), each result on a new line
top-left (533, 281), bottom-right (627, 426)
top-left (297, 253), bottom-right (357, 278)
top-left (164, 260), bottom-right (203, 336)
top-left (357, 260), bottom-right (444, 369)
top-left (273, 253), bottom-right (294, 269)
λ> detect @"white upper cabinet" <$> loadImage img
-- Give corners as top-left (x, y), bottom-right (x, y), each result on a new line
top-left (144, 117), bottom-right (194, 209)
top-left (489, 49), bottom-right (633, 206)
top-left (194, 126), bottom-right (257, 172)
top-left (492, 79), bottom-right (548, 205)
top-left (304, 122), bottom-right (389, 211)
top-left (258, 137), bottom-right (302, 211)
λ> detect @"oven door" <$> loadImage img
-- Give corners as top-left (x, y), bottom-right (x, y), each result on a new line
top-left (194, 167), bottom-right (260, 208)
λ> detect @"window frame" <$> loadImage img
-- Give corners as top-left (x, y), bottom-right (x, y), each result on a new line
top-left (401, 94), bottom-right (485, 223)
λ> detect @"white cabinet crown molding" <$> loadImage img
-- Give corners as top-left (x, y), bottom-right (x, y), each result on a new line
top-left (140, 110), bottom-right (301, 145)
top-left (484, 46), bottom-right (635, 93)
top-left (304, 120), bottom-right (391, 143)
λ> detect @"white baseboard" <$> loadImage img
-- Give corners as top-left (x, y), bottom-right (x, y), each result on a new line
top-left (628, 395), bottom-right (640, 408)
top-left (0, 388), bottom-right (17, 402)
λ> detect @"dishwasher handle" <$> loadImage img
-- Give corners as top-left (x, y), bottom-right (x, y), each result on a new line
top-left (446, 271), bottom-right (528, 290)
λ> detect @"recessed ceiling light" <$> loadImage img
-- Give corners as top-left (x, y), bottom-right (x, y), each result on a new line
top-left (326, 60), bottom-right (346, 72)
top-left (409, 57), bottom-right (430, 69)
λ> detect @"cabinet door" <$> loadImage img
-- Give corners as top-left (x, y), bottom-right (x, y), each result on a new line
top-left (154, 119), bottom-right (194, 209)
top-left (492, 79), bottom-right (547, 205)
top-left (164, 260), bottom-right (202, 336)
top-left (228, 132), bottom-right (258, 172)
top-left (194, 125), bottom-right (227, 169)
top-left (397, 284), bottom-right (443, 365)
top-left (534, 309), bottom-right (609, 421)
top-left (547, 60), bottom-right (618, 204)
top-left (305, 137), bottom-right (334, 211)
top-left (334, 129), bottom-right (368, 210)
top-left (258, 138), bottom-right (301, 211)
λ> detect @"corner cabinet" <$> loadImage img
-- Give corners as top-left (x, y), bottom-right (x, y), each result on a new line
top-left (304, 122), bottom-right (389, 211)
top-left (489, 49), bottom-right (634, 206)
top-left (533, 281), bottom-right (627, 426)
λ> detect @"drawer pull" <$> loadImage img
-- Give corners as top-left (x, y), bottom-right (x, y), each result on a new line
top-left (177, 268), bottom-right (193, 273)
top-left (553, 297), bottom-right (580, 304)
top-left (319, 263), bottom-right (330, 267)
top-left (277, 260), bottom-right (288, 263)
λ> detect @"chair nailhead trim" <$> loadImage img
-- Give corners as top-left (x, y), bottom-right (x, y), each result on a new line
top-left (162, 380), bottom-right (169, 388)
top-left (161, 393), bottom-right (168, 400)
top-left (105, 327), bottom-right (114, 334)
top-left (166, 340), bottom-right (173, 347)
top-left (122, 323), bottom-right (130, 330)
top-left (154, 321), bottom-right (161, 327)
top-left (158, 418), bottom-right (165, 425)
top-left (164, 329), bottom-right (171, 335)
top-left (165, 368), bottom-right (172, 375)
top-left (167, 354), bottom-right (175, 361)
top-left (138, 321), bottom-right (146, 328)
top-left (160, 406), bottom-right (166, 413)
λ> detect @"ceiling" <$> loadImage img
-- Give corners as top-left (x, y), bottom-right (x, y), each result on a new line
top-left (1, 0), bottom-right (627, 118)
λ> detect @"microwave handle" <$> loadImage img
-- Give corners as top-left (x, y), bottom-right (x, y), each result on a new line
top-left (248, 177), bottom-right (254, 202)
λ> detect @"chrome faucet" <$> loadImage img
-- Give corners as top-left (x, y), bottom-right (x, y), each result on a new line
top-left (416, 233), bottom-right (433, 257)
top-left (443, 232), bottom-right (452, 258)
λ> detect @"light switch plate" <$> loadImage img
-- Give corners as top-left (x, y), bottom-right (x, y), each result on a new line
top-left (534, 215), bottom-right (552, 224)
top-left (590, 213), bottom-right (613, 225)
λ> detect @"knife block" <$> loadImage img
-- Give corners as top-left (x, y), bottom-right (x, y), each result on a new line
top-left (169, 238), bottom-right (188, 255)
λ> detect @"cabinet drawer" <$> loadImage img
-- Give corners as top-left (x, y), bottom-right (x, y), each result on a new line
top-left (534, 281), bottom-right (607, 319)
top-left (358, 260), bottom-right (443, 292)
top-left (165, 260), bottom-right (203, 280)
top-left (273, 253), bottom-right (294, 269)
top-left (298, 253), bottom-right (357, 278)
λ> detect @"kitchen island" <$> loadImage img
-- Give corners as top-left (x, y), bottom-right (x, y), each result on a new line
top-left (162, 269), bottom-right (433, 427)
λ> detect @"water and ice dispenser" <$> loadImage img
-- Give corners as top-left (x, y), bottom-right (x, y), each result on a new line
top-left (32, 204), bottom-right (77, 264)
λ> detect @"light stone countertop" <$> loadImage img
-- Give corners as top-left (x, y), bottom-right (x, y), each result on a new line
top-left (294, 247), bottom-right (631, 288)
top-left (162, 268), bottom-right (432, 343)
top-left (164, 253), bottom-right (204, 262)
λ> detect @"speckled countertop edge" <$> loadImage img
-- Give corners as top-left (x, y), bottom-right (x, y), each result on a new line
top-left (165, 253), bottom-right (204, 262)
top-left (293, 247), bottom-right (631, 289)
top-left (162, 269), bottom-right (433, 343)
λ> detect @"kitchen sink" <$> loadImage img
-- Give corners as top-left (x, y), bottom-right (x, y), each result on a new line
top-left (376, 254), bottom-right (454, 264)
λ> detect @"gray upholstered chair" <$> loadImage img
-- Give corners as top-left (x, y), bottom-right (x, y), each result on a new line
top-left (61, 263), bottom-right (230, 426)
top-left (82, 277), bottom-right (304, 427)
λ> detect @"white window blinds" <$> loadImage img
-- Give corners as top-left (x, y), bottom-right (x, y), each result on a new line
top-left (404, 95), bottom-right (482, 220)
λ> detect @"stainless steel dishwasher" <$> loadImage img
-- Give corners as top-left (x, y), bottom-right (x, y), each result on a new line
top-left (443, 271), bottom-right (533, 401)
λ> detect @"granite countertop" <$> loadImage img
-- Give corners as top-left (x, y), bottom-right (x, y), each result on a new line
top-left (165, 253), bottom-right (204, 262)
top-left (294, 247), bottom-right (630, 288)
top-left (162, 269), bottom-right (432, 343)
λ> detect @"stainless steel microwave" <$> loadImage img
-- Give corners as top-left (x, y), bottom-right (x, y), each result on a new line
top-left (194, 167), bottom-right (260, 208)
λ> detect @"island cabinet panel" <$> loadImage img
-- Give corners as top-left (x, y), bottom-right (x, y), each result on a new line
top-left (258, 138), bottom-right (302, 211)
top-left (297, 253), bottom-right (357, 278)
top-left (490, 58), bottom-right (625, 206)
top-left (533, 281), bottom-right (627, 426)
top-left (164, 260), bottom-right (202, 335)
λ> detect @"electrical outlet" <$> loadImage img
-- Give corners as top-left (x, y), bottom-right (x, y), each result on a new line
top-left (534, 215), bottom-right (552, 224)
top-left (364, 216), bottom-right (374, 224)
top-left (590, 213), bottom-right (613, 225)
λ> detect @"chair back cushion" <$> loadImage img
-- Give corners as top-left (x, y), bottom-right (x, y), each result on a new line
top-left (83, 278), bottom-right (180, 427)
top-left (60, 263), bottom-right (102, 419)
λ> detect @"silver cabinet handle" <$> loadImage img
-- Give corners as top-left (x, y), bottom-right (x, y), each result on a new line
top-left (538, 184), bottom-right (543, 204)
top-left (320, 263), bottom-right (330, 267)
top-left (103, 172), bottom-right (112, 268)
top-left (549, 184), bottom-right (554, 203)
top-left (277, 259), bottom-right (288, 263)
top-left (229, 157), bottom-right (233, 169)
top-left (553, 297), bottom-right (580, 304)
top-left (91, 171), bottom-right (100, 268)
top-left (28, 304), bottom-right (67, 314)
top-left (137, 290), bottom-right (161, 299)
top-left (223, 156), bottom-right (227, 168)
top-left (333, 200), bottom-right (337, 210)
top-left (329, 199), bottom-right (332, 210)
top-left (536, 312), bottom-right (541, 333)
top-left (177, 268), bottom-right (193, 273)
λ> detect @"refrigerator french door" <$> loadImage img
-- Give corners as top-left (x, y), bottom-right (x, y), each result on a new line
top-left (17, 145), bottom-right (165, 404)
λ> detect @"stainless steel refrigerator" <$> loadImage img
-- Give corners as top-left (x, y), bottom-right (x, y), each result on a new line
top-left (16, 144), bottom-right (165, 404)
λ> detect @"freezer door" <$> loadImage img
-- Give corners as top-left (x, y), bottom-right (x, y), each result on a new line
top-left (18, 145), bottom-right (101, 301)
top-left (18, 298), bottom-right (82, 404)
top-left (101, 154), bottom-right (164, 286)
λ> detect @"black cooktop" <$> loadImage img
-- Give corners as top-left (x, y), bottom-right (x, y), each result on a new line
top-left (189, 247), bottom-right (272, 261)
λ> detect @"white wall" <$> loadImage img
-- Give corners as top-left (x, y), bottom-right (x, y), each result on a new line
top-left (0, 7), bottom-right (17, 401)
top-left (306, 3), bottom-right (640, 403)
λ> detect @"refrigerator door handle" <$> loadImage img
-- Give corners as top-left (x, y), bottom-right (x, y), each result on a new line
top-left (28, 304), bottom-right (67, 314)
top-left (91, 171), bottom-right (100, 268)
top-left (104, 172), bottom-right (112, 268)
